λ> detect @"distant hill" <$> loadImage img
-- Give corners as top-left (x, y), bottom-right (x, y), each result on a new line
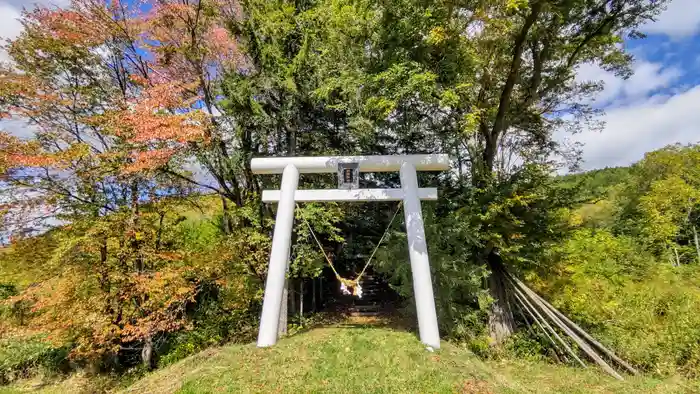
top-left (558, 166), bottom-right (634, 203)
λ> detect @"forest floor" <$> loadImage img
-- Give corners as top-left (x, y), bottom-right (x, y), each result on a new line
top-left (1, 317), bottom-right (696, 394)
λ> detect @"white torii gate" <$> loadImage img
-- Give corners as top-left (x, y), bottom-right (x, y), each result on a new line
top-left (252, 154), bottom-right (449, 349)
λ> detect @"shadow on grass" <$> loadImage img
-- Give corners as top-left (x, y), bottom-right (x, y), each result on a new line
top-left (285, 310), bottom-right (418, 341)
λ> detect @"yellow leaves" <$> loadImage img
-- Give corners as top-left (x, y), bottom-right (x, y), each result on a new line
top-left (639, 175), bottom-right (700, 244)
top-left (365, 97), bottom-right (397, 119)
top-left (439, 89), bottom-right (460, 108)
top-left (461, 110), bottom-right (483, 137)
top-left (427, 26), bottom-right (447, 45)
top-left (506, 0), bottom-right (529, 12)
top-left (568, 211), bottom-right (584, 227)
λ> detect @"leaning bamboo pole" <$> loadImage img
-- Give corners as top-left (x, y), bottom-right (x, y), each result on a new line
top-left (510, 275), bottom-right (624, 381)
top-left (509, 278), bottom-right (586, 368)
top-left (516, 277), bottom-right (639, 375)
top-left (511, 285), bottom-right (568, 363)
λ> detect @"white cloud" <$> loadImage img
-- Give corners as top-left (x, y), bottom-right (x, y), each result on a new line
top-left (566, 47), bottom-right (697, 170)
top-left (643, 0), bottom-right (700, 38)
top-left (624, 62), bottom-right (682, 97)
top-left (565, 86), bottom-right (700, 170)
top-left (0, 0), bottom-right (71, 137)
top-left (1, 118), bottom-right (37, 139)
top-left (575, 61), bottom-right (681, 107)
top-left (0, 2), bottom-right (22, 63)
top-left (0, 0), bottom-right (72, 62)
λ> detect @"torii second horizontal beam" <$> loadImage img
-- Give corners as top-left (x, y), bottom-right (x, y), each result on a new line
top-left (261, 188), bottom-right (438, 202)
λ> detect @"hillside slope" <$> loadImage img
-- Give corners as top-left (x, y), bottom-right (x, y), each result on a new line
top-left (119, 327), bottom-right (692, 394)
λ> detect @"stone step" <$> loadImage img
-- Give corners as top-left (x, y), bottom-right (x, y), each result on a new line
top-left (349, 304), bottom-right (380, 312)
top-left (349, 311), bottom-right (382, 317)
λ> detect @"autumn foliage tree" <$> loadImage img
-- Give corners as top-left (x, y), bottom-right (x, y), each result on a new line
top-left (0, 0), bottom-right (256, 368)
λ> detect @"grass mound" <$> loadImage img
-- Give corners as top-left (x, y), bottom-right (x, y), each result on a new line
top-left (119, 326), bottom-right (692, 394)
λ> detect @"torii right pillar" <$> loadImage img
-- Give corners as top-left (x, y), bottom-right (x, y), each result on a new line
top-left (400, 162), bottom-right (441, 349)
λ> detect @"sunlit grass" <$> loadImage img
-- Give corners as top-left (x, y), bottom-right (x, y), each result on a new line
top-left (119, 326), bottom-right (694, 394)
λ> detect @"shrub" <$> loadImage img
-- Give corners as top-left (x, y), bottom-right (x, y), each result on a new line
top-left (0, 203), bottom-right (266, 375)
top-left (158, 284), bottom-right (261, 367)
top-left (0, 338), bottom-right (70, 384)
top-left (535, 229), bottom-right (700, 378)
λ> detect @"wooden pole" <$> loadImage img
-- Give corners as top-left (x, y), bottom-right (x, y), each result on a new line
top-left (673, 246), bottom-right (680, 267)
top-left (513, 278), bottom-right (624, 380)
top-left (510, 280), bottom-right (585, 368)
top-left (511, 287), bottom-right (565, 361)
top-left (514, 277), bottom-right (639, 375)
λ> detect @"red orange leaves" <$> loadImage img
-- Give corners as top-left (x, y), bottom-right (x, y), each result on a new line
top-left (0, 132), bottom-right (91, 173)
top-left (124, 148), bottom-right (178, 173)
top-left (27, 6), bottom-right (108, 46)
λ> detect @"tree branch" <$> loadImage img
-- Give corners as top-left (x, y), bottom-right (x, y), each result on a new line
top-left (491, 1), bottom-right (543, 138)
top-left (160, 167), bottom-right (224, 196)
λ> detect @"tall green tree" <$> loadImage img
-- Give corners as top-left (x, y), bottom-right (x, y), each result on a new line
top-left (303, 0), bottom-right (666, 343)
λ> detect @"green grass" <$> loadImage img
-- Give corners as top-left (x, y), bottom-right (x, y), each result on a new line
top-left (118, 326), bottom-right (695, 394)
top-left (0, 325), bottom-right (695, 393)
top-left (0, 373), bottom-right (118, 394)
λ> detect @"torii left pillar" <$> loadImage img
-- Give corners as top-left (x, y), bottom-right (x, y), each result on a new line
top-left (256, 164), bottom-right (299, 347)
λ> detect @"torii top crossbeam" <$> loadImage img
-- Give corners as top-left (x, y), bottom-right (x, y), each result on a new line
top-left (251, 154), bottom-right (450, 174)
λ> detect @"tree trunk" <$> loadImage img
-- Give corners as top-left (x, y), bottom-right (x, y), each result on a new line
top-left (299, 279), bottom-right (304, 320)
top-left (673, 246), bottom-right (680, 267)
top-left (98, 234), bottom-right (113, 316)
top-left (476, 1), bottom-right (542, 344)
top-left (129, 181), bottom-right (143, 272)
top-left (278, 250), bottom-right (291, 338)
top-left (490, 0), bottom-right (542, 139)
top-left (155, 211), bottom-right (165, 252)
top-left (289, 278), bottom-right (296, 315)
top-left (312, 277), bottom-right (317, 312)
top-left (221, 196), bottom-right (233, 235)
top-left (141, 334), bottom-right (154, 370)
top-left (319, 276), bottom-right (324, 307)
top-left (487, 252), bottom-right (515, 345)
top-left (693, 226), bottom-right (700, 263)
top-left (99, 234), bottom-right (109, 291)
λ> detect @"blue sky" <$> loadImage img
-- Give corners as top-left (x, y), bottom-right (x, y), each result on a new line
top-left (565, 0), bottom-right (700, 170)
top-left (1, 0), bottom-right (699, 171)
